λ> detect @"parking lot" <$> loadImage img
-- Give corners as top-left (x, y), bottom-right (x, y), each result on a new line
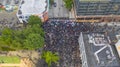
top-left (0, 11), bottom-right (21, 30)
top-left (48, 0), bottom-right (69, 18)
top-left (0, 0), bottom-right (20, 5)
top-left (0, 0), bottom-right (21, 29)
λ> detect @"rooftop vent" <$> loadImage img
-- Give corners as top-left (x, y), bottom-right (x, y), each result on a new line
top-left (100, 61), bottom-right (105, 66)
top-left (106, 50), bottom-right (110, 54)
top-left (107, 55), bottom-right (112, 60)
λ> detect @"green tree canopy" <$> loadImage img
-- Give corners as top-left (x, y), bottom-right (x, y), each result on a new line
top-left (1, 28), bottom-right (13, 45)
top-left (63, 0), bottom-right (73, 10)
top-left (24, 33), bottom-right (44, 50)
top-left (28, 15), bottom-right (42, 26)
top-left (0, 15), bottom-right (44, 51)
top-left (41, 51), bottom-right (59, 67)
top-left (50, 0), bottom-right (54, 6)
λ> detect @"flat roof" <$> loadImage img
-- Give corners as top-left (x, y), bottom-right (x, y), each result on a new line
top-left (19, 0), bottom-right (47, 15)
top-left (81, 33), bottom-right (120, 67)
top-left (74, 0), bottom-right (120, 16)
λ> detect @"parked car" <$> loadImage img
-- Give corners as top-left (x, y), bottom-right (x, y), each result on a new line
top-left (15, 0), bottom-right (19, 4)
top-left (53, 2), bottom-right (57, 7)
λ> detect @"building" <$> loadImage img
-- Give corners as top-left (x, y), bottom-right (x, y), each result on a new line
top-left (78, 32), bottom-right (120, 67)
top-left (115, 35), bottom-right (120, 58)
top-left (17, 0), bottom-right (49, 23)
top-left (115, 40), bottom-right (120, 58)
top-left (74, 0), bottom-right (120, 22)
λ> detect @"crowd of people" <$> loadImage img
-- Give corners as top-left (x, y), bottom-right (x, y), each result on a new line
top-left (43, 20), bottom-right (120, 67)
top-left (43, 20), bottom-right (92, 67)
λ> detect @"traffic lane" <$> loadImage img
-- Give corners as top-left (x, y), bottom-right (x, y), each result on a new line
top-left (53, 0), bottom-right (59, 17)
top-left (49, 0), bottom-right (69, 18)
top-left (58, 0), bottom-right (69, 17)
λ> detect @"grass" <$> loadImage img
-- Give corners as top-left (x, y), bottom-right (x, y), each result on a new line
top-left (0, 8), bottom-right (4, 11)
top-left (0, 56), bottom-right (20, 64)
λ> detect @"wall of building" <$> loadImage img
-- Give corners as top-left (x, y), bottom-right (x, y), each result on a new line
top-left (78, 33), bottom-right (89, 67)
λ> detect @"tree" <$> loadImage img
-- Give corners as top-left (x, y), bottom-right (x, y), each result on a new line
top-left (0, 28), bottom-right (24, 50)
top-left (63, 0), bottom-right (73, 10)
top-left (22, 24), bottom-right (44, 50)
top-left (50, 0), bottom-right (54, 6)
top-left (24, 33), bottom-right (44, 50)
top-left (0, 15), bottom-right (45, 51)
top-left (41, 51), bottom-right (59, 67)
top-left (1, 28), bottom-right (13, 45)
top-left (28, 15), bottom-right (42, 26)
top-left (0, 28), bottom-right (17, 51)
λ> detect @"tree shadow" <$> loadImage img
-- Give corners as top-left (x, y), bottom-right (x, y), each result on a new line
top-left (35, 59), bottom-right (48, 67)
top-left (35, 59), bottom-right (57, 67)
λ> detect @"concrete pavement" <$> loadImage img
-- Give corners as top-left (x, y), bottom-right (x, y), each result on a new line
top-left (48, 0), bottom-right (69, 18)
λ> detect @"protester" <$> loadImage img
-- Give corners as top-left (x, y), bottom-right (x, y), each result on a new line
top-left (43, 20), bottom-right (120, 67)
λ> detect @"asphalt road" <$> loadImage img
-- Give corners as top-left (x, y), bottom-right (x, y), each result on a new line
top-left (48, 0), bottom-right (69, 18)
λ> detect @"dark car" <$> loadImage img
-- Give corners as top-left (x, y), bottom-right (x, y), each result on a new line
top-left (15, 0), bottom-right (19, 4)
top-left (53, 2), bottom-right (57, 7)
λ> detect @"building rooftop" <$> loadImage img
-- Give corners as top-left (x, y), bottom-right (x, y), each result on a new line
top-left (74, 0), bottom-right (120, 16)
top-left (79, 32), bottom-right (120, 67)
top-left (17, 0), bottom-right (49, 22)
top-left (19, 0), bottom-right (47, 15)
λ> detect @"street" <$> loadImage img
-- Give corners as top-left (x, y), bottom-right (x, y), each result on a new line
top-left (48, 0), bottom-right (69, 18)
